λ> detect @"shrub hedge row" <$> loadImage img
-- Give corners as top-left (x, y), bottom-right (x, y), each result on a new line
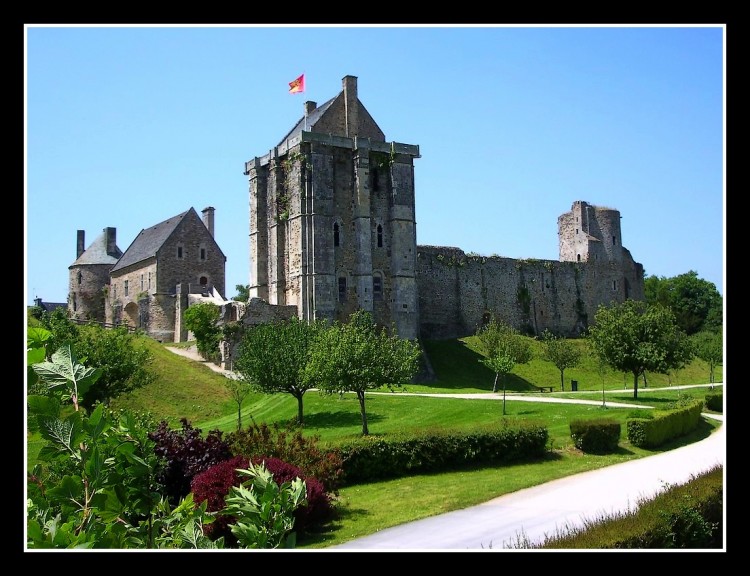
top-left (337, 421), bottom-right (549, 485)
top-left (627, 400), bottom-right (704, 448)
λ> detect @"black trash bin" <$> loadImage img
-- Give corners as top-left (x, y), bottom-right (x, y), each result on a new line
top-left (571, 380), bottom-right (578, 392)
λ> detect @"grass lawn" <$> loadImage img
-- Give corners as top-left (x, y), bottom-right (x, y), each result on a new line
top-left (28, 333), bottom-right (724, 548)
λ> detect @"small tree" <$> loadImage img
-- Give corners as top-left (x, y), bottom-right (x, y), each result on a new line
top-left (587, 300), bottom-right (694, 399)
top-left (225, 378), bottom-right (253, 430)
top-left (184, 302), bottom-right (222, 361)
top-left (690, 330), bottom-right (723, 384)
top-left (540, 329), bottom-right (582, 392)
top-left (232, 284), bottom-right (250, 303)
top-left (234, 317), bottom-right (325, 425)
top-left (306, 311), bottom-right (421, 436)
top-left (476, 318), bottom-right (533, 414)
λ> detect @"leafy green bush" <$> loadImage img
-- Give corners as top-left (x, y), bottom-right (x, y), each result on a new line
top-left (569, 417), bottom-right (621, 454)
top-left (183, 302), bottom-right (222, 362)
top-left (221, 461), bottom-right (308, 549)
top-left (192, 455), bottom-right (334, 545)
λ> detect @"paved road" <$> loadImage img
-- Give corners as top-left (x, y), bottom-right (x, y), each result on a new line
top-left (332, 387), bottom-right (725, 551)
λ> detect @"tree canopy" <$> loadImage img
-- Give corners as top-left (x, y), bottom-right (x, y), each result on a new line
top-left (184, 302), bottom-right (222, 361)
top-left (587, 300), bottom-right (694, 399)
top-left (690, 330), bottom-right (723, 384)
top-left (305, 310), bottom-right (421, 435)
top-left (232, 284), bottom-right (250, 303)
top-left (644, 271), bottom-right (722, 335)
top-left (234, 317), bottom-right (325, 425)
top-left (476, 317), bottom-right (533, 414)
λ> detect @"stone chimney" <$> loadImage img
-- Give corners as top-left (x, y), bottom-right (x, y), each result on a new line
top-left (202, 206), bottom-right (215, 237)
top-left (304, 101), bottom-right (317, 116)
top-left (105, 227), bottom-right (117, 257)
top-left (343, 75), bottom-right (358, 138)
top-left (77, 230), bottom-right (85, 258)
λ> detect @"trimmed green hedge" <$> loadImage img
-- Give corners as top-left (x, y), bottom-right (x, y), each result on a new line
top-left (705, 391), bottom-right (723, 412)
top-left (627, 400), bottom-right (704, 448)
top-left (569, 417), bottom-right (621, 454)
top-left (337, 421), bottom-right (549, 485)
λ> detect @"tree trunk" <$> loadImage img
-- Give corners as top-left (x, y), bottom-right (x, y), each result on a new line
top-left (357, 391), bottom-right (369, 435)
top-left (237, 403), bottom-right (242, 431)
top-left (559, 370), bottom-right (565, 391)
top-left (492, 373), bottom-right (499, 393)
top-left (632, 372), bottom-right (639, 399)
top-left (502, 377), bottom-right (507, 415)
top-left (296, 394), bottom-right (304, 425)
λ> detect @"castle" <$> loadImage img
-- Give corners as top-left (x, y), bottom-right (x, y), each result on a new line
top-left (245, 75), bottom-right (644, 341)
top-left (67, 75), bottom-right (644, 344)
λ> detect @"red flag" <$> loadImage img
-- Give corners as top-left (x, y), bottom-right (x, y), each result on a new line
top-left (289, 74), bottom-right (305, 94)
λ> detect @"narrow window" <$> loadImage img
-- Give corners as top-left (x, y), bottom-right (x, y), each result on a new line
top-left (576, 254), bottom-right (581, 262)
top-left (113, 285), bottom-right (117, 299)
top-left (377, 224), bottom-right (383, 248)
top-left (612, 235), bottom-right (617, 246)
top-left (177, 246), bottom-right (183, 259)
top-left (338, 277), bottom-right (347, 302)
top-left (372, 168), bottom-right (380, 191)
top-left (576, 228), bottom-right (579, 235)
top-left (373, 274), bottom-right (383, 301)
top-left (73, 295), bottom-right (77, 312)
top-left (333, 223), bottom-right (340, 247)
top-left (200, 276), bottom-right (208, 286)
top-left (140, 274), bottom-right (144, 291)
top-left (612, 280), bottom-right (618, 291)
top-left (200, 247), bottom-right (206, 261)
top-left (124, 280), bottom-right (129, 297)
top-left (148, 272), bottom-right (152, 289)
top-left (77, 271), bottom-right (82, 285)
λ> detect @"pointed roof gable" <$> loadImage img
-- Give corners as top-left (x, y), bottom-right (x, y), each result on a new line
top-left (111, 208), bottom-right (193, 273)
top-left (278, 75), bottom-right (386, 146)
top-left (70, 228), bottom-right (123, 267)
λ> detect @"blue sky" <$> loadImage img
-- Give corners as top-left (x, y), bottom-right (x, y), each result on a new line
top-left (25, 24), bottom-right (725, 307)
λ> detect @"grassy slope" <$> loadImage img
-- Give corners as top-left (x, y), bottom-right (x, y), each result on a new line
top-left (107, 335), bottom-right (722, 435)
top-left (31, 332), bottom-right (723, 548)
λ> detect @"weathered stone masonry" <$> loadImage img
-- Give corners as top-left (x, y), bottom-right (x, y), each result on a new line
top-left (247, 76), bottom-right (645, 341)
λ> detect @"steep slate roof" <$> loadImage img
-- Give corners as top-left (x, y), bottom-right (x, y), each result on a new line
top-left (71, 230), bottom-right (123, 266)
top-left (277, 97), bottom-right (336, 145)
top-left (111, 209), bottom-right (192, 273)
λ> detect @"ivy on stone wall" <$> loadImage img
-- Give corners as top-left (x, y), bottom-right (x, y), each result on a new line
top-left (517, 286), bottom-right (531, 315)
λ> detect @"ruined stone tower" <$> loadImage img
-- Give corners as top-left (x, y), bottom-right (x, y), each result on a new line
top-left (558, 200), bottom-right (624, 265)
top-left (245, 75), bottom-right (421, 339)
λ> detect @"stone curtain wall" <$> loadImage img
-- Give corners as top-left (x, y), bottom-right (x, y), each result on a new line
top-left (416, 245), bottom-right (643, 340)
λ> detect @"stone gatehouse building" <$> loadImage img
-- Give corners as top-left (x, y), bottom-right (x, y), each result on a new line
top-left (69, 206), bottom-right (228, 342)
top-left (245, 75), bottom-right (645, 341)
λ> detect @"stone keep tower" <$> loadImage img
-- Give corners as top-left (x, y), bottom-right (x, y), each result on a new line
top-left (245, 75), bottom-right (421, 339)
top-left (558, 200), bottom-right (624, 265)
top-left (68, 227), bottom-right (122, 322)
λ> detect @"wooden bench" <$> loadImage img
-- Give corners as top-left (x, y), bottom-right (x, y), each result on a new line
top-left (538, 386), bottom-right (555, 393)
